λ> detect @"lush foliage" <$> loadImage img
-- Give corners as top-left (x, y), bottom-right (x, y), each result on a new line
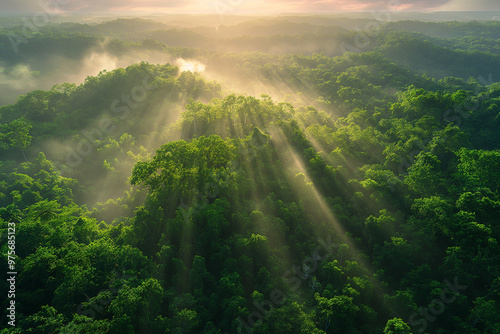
top-left (1, 16), bottom-right (500, 334)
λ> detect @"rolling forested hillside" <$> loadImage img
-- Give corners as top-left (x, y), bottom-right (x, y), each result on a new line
top-left (1, 14), bottom-right (500, 334)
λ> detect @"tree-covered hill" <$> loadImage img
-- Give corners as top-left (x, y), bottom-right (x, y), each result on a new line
top-left (1, 16), bottom-right (500, 334)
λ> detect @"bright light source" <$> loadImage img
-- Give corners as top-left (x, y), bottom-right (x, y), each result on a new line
top-left (176, 59), bottom-right (206, 73)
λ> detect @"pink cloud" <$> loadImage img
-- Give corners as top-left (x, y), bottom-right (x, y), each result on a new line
top-left (2, 0), bottom-right (498, 14)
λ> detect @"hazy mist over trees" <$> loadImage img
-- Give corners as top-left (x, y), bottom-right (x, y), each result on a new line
top-left (1, 10), bottom-right (500, 334)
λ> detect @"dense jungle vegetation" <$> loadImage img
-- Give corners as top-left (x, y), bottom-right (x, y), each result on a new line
top-left (1, 14), bottom-right (500, 334)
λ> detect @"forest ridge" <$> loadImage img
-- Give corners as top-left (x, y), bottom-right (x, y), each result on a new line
top-left (0, 14), bottom-right (500, 334)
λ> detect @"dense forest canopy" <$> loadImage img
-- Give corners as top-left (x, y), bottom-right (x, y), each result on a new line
top-left (1, 12), bottom-right (500, 334)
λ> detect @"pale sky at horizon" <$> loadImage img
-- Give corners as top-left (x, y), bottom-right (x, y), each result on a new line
top-left (0, 0), bottom-right (499, 14)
